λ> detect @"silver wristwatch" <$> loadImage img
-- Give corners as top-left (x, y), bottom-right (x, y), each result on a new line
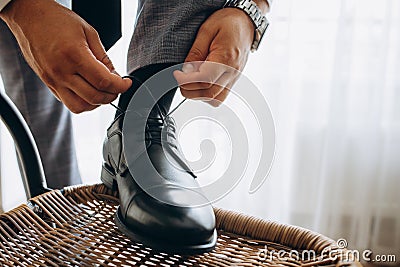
top-left (224, 0), bottom-right (269, 52)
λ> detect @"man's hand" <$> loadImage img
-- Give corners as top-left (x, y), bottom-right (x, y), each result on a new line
top-left (0, 0), bottom-right (132, 113)
top-left (173, 1), bottom-right (268, 107)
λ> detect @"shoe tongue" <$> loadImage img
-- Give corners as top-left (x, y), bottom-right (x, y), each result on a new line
top-left (148, 104), bottom-right (166, 120)
top-left (153, 89), bottom-right (176, 115)
top-left (147, 88), bottom-right (177, 121)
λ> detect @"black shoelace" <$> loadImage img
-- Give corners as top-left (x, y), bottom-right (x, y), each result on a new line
top-left (109, 75), bottom-right (187, 149)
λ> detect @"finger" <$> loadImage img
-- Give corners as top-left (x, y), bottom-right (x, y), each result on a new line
top-left (100, 54), bottom-right (115, 73)
top-left (74, 48), bottom-right (132, 94)
top-left (184, 23), bottom-right (216, 63)
top-left (85, 25), bottom-right (115, 72)
top-left (70, 27), bottom-right (132, 94)
top-left (181, 61), bottom-right (203, 73)
top-left (174, 61), bottom-right (228, 91)
top-left (205, 30), bottom-right (244, 70)
top-left (209, 82), bottom-right (234, 107)
top-left (180, 72), bottom-right (231, 100)
top-left (210, 71), bottom-right (240, 106)
top-left (56, 87), bottom-right (99, 113)
top-left (48, 86), bottom-right (61, 101)
top-left (69, 74), bottom-right (118, 105)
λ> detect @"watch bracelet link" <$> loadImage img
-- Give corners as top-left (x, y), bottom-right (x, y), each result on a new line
top-left (224, 0), bottom-right (269, 51)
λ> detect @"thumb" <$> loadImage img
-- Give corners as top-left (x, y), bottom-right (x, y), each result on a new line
top-left (84, 25), bottom-right (116, 73)
top-left (185, 25), bottom-right (216, 64)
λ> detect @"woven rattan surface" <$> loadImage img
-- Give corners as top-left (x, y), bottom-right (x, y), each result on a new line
top-left (0, 184), bottom-right (362, 266)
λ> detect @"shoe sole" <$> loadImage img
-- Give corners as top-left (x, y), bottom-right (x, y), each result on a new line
top-left (115, 207), bottom-right (217, 254)
top-left (101, 163), bottom-right (217, 254)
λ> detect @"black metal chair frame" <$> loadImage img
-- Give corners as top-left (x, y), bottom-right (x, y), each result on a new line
top-left (0, 91), bottom-right (49, 198)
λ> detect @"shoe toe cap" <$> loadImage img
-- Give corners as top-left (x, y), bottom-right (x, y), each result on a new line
top-left (124, 185), bottom-right (216, 245)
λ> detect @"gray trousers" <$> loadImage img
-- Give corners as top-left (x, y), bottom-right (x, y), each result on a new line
top-left (0, 20), bottom-right (82, 189)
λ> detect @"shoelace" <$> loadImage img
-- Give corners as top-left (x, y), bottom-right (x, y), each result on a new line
top-left (109, 75), bottom-right (187, 149)
top-left (145, 116), bottom-right (178, 148)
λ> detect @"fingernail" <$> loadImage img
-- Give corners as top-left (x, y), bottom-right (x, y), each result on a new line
top-left (182, 63), bottom-right (195, 73)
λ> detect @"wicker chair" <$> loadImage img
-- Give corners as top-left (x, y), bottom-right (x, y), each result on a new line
top-left (0, 92), bottom-right (362, 267)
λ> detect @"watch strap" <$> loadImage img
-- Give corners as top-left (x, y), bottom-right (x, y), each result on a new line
top-left (225, 0), bottom-right (264, 28)
top-left (224, 0), bottom-right (269, 51)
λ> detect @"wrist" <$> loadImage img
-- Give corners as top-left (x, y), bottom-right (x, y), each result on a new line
top-left (1, 0), bottom-right (57, 23)
top-left (0, 0), bottom-right (38, 26)
top-left (224, 0), bottom-right (269, 51)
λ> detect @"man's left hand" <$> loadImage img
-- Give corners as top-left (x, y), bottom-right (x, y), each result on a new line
top-left (173, 2), bottom-right (268, 106)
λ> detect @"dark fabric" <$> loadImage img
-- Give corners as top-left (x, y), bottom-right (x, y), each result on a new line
top-left (117, 63), bottom-right (177, 116)
top-left (72, 0), bottom-right (121, 50)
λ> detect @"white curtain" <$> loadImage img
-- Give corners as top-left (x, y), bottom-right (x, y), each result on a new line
top-left (1, 0), bottom-right (399, 262)
top-left (229, 0), bottom-right (400, 260)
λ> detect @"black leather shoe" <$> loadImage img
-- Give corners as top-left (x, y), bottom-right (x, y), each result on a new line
top-left (101, 88), bottom-right (217, 254)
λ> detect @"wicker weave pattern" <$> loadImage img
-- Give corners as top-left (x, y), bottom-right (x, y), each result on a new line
top-left (0, 184), bottom-right (361, 266)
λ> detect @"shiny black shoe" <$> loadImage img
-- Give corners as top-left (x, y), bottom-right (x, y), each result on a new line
top-left (101, 90), bottom-right (217, 254)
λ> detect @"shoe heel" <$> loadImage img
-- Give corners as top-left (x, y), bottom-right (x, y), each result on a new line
top-left (101, 164), bottom-right (118, 191)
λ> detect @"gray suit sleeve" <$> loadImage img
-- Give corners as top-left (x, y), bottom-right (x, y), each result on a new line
top-left (127, 0), bottom-right (226, 74)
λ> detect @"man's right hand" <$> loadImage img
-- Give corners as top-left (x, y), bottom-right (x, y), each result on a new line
top-left (0, 0), bottom-right (132, 113)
